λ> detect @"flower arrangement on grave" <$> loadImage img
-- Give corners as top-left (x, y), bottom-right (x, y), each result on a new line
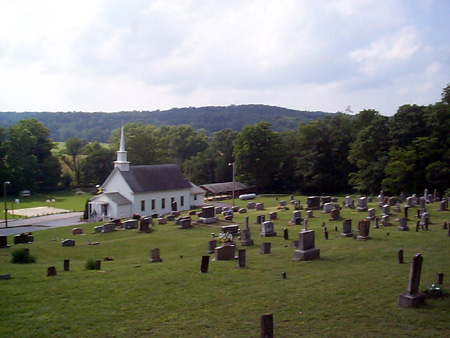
top-left (217, 232), bottom-right (233, 243)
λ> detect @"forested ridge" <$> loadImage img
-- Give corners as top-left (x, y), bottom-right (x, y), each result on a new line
top-left (0, 104), bottom-right (331, 142)
top-left (0, 85), bottom-right (449, 197)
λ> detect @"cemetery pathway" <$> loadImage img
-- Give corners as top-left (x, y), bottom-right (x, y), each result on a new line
top-left (0, 212), bottom-right (85, 236)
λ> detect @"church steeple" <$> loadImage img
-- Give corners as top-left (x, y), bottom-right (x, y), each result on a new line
top-left (114, 124), bottom-right (130, 171)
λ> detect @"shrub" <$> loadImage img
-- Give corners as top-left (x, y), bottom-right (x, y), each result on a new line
top-left (11, 248), bottom-right (36, 264)
top-left (85, 258), bottom-right (99, 270)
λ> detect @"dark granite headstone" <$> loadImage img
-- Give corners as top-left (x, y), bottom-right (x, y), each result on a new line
top-left (47, 266), bottom-right (57, 277)
top-left (64, 259), bottom-right (70, 271)
top-left (200, 255), bottom-right (209, 273)
top-left (0, 236), bottom-right (9, 248)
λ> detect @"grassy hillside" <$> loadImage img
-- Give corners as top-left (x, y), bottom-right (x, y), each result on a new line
top-left (1, 195), bottom-right (449, 337)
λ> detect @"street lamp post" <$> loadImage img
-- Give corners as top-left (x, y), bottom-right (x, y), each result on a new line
top-left (228, 162), bottom-right (235, 206)
top-left (3, 181), bottom-right (10, 228)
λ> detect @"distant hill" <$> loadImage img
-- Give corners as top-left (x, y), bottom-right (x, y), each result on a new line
top-left (0, 105), bottom-right (332, 142)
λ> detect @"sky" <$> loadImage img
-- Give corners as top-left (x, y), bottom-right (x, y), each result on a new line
top-left (0, 0), bottom-right (449, 116)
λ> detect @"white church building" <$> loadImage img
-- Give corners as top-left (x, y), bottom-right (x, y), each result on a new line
top-left (88, 126), bottom-right (205, 220)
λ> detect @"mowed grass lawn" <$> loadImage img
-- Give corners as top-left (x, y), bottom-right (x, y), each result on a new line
top-left (1, 195), bottom-right (449, 337)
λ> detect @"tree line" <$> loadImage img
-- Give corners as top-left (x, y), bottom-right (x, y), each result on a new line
top-left (1, 85), bottom-right (449, 197)
top-left (0, 105), bottom-right (331, 142)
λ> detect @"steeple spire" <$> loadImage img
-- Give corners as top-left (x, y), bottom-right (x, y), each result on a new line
top-left (114, 123), bottom-right (130, 171)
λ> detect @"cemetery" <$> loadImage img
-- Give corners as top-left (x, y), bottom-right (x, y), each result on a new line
top-left (0, 194), bottom-right (449, 337)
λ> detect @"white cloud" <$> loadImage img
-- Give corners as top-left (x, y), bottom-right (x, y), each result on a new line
top-left (0, 0), bottom-right (448, 115)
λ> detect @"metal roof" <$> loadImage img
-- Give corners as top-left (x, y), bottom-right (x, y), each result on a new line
top-left (120, 164), bottom-right (192, 193)
top-left (200, 182), bottom-right (249, 195)
top-left (190, 182), bottom-right (206, 195)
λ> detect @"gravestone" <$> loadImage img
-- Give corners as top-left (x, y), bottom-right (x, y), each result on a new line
top-left (259, 242), bottom-right (271, 254)
top-left (357, 197), bottom-right (368, 212)
top-left (394, 202), bottom-right (401, 213)
top-left (344, 196), bottom-right (353, 208)
top-left (241, 228), bottom-right (254, 246)
top-left (388, 197), bottom-right (396, 206)
top-left (278, 200), bottom-right (286, 207)
top-left (381, 215), bottom-right (391, 227)
top-left (260, 221), bottom-right (277, 237)
top-left (302, 219), bottom-right (308, 231)
top-left (291, 211), bottom-right (301, 224)
top-left (199, 206), bottom-right (217, 224)
top-left (306, 196), bottom-right (321, 210)
top-left (222, 224), bottom-right (239, 235)
top-left (238, 249), bottom-right (246, 267)
top-left (102, 223), bottom-right (116, 233)
top-left (323, 202), bottom-right (334, 213)
top-left (283, 228), bottom-right (289, 240)
top-left (139, 217), bottom-right (152, 232)
top-left (224, 215), bottom-right (233, 221)
top-left (382, 205), bottom-right (391, 216)
top-left (71, 228), bottom-right (83, 235)
top-left (247, 202), bottom-right (256, 209)
top-left (256, 214), bottom-right (266, 224)
top-left (243, 216), bottom-right (249, 229)
top-left (207, 240), bottom-right (217, 254)
top-left (439, 200), bottom-right (447, 211)
top-left (179, 218), bottom-right (192, 229)
top-left (307, 210), bottom-right (313, 218)
top-left (269, 212), bottom-right (277, 220)
top-left (420, 212), bottom-right (429, 227)
top-left (404, 207), bottom-right (409, 220)
top-left (292, 230), bottom-right (320, 261)
top-left (64, 259), bottom-right (70, 271)
top-left (214, 244), bottom-right (236, 261)
top-left (398, 250), bottom-right (404, 264)
top-left (357, 220), bottom-right (371, 240)
top-left (419, 197), bottom-right (426, 211)
top-left (398, 253), bottom-right (426, 307)
top-left (436, 273), bottom-right (444, 285)
top-left (321, 196), bottom-right (332, 205)
top-left (61, 239), bottom-right (75, 247)
top-left (200, 255), bottom-right (209, 273)
top-left (121, 219), bottom-right (138, 229)
top-left (398, 218), bottom-right (409, 231)
top-left (238, 208), bottom-right (247, 214)
top-left (96, 260), bottom-right (101, 270)
top-left (232, 206), bottom-right (240, 212)
top-left (14, 233), bottom-right (33, 244)
top-left (366, 208), bottom-right (376, 221)
top-left (47, 266), bottom-right (57, 277)
top-left (215, 207), bottom-right (223, 215)
top-left (405, 196), bottom-right (414, 207)
top-left (149, 248), bottom-right (163, 263)
top-left (0, 236), bottom-right (9, 248)
top-left (255, 203), bottom-right (265, 211)
top-left (329, 208), bottom-right (340, 220)
top-left (341, 219), bottom-right (353, 237)
top-left (261, 314), bottom-right (274, 338)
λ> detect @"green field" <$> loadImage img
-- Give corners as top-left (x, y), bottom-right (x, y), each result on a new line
top-left (1, 195), bottom-right (449, 337)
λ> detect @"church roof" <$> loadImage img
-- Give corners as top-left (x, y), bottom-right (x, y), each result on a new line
top-left (190, 182), bottom-right (206, 195)
top-left (120, 164), bottom-right (192, 193)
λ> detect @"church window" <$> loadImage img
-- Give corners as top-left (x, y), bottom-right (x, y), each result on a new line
top-left (141, 200), bottom-right (145, 211)
top-left (180, 196), bottom-right (184, 206)
top-left (161, 198), bottom-right (165, 209)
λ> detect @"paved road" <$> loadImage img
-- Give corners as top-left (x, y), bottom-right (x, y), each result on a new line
top-left (0, 212), bottom-right (87, 236)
